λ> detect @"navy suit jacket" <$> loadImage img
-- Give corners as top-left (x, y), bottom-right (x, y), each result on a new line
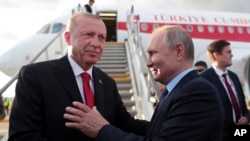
top-left (8, 55), bottom-right (149, 141)
top-left (96, 71), bottom-right (225, 141)
top-left (201, 68), bottom-right (250, 141)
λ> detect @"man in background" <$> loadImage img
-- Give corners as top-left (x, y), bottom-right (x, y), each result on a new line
top-left (194, 60), bottom-right (207, 74)
top-left (201, 39), bottom-right (250, 141)
top-left (84, 0), bottom-right (95, 13)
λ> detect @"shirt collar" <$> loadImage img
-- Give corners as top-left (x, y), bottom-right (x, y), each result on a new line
top-left (67, 54), bottom-right (93, 79)
top-left (212, 64), bottom-right (228, 76)
top-left (166, 68), bottom-right (193, 93)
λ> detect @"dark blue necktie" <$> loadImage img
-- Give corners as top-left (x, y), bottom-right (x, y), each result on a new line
top-left (158, 89), bottom-right (169, 108)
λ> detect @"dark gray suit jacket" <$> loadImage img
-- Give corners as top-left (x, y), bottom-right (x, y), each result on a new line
top-left (201, 68), bottom-right (250, 141)
top-left (96, 71), bottom-right (225, 141)
top-left (8, 55), bottom-right (149, 141)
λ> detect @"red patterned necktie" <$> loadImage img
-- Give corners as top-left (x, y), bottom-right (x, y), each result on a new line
top-left (81, 72), bottom-right (95, 108)
top-left (222, 73), bottom-right (241, 122)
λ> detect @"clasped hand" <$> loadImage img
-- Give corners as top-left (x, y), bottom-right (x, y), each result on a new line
top-left (64, 101), bottom-right (109, 138)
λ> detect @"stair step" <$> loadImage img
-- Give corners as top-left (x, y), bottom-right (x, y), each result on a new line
top-left (128, 110), bottom-right (137, 117)
top-left (101, 68), bottom-right (127, 73)
top-left (123, 100), bottom-right (136, 107)
top-left (104, 46), bottom-right (125, 49)
top-left (102, 43), bottom-right (136, 118)
top-left (108, 73), bottom-right (129, 77)
top-left (97, 60), bottom-right (127, 64)
top-left (100, 56), bottom-right (126, 60)
top-left (120, 92), bottom-right (133, 99)
top-left (113, 77), bottom-right (131, 83)
top-left (103, 49), bottom-right (125, 52)
top-left (102, 52), bottom-right (126, 58)
top-left (95, 64), bottom-right (127, 69)
top-left (117, 83), bottom-right (132, 90)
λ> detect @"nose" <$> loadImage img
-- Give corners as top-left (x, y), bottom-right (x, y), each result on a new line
top-left (90, 36), bottom-right (101, 47)
top-left (146, 57), bottom-right (153, 68)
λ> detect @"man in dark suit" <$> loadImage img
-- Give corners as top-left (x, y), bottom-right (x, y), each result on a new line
top-left (64, 25), bottom-right (225, 141)
top-left (8, 13), bottom-right (148, 141)
top-left (200, 39), bottom-right (250, 141)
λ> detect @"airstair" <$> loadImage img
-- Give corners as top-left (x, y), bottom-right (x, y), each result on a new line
top-left (95, 43), bottom-right (137, 117)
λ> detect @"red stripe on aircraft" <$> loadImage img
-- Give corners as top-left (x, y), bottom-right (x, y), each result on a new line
top-left (117, 22), bottom-right (127, 30)
top-left (117, 21), bottom-right (250, 42)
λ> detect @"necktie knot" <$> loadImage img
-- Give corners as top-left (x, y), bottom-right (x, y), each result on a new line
top-left (222, 73), bottom-right (227, 78)
top-left (161, 89), bottom-right (169, 98)
top-left (82, 72), bottom-right (91, 83)
top-left (159, 88), bottom-right (168, 108)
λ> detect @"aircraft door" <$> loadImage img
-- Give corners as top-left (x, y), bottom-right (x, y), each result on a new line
top-left (97, 11), bottom-right (117, 42)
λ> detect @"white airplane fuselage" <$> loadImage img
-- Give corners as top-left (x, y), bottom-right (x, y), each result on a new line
top-left (0, 5), bottom-right (249, 98)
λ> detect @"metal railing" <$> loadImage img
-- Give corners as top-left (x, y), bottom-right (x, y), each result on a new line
top-left (0, 32), bottom-right (65, 96)
top-left (72, 3), bottom-right (84, 14)
top-left (125, 14), bottom-right (161, 120)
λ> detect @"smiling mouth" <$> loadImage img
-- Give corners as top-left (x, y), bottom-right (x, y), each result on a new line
top-left (151, 69), bottom-right (158, 74)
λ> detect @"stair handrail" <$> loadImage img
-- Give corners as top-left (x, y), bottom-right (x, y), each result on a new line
top-left (72, 3), bottom-right (84, 14)
top-left (0, 31), bottom-right (65, 96)
top-left (124, 41), bottom-right (143, 119)
top-left (125, 14), bottom-right (161, 120)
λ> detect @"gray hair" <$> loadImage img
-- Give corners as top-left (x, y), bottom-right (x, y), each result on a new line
top-left (155, 25), bottom-right (194, 60)
top-left (66, 12), bottom-right (102, 32)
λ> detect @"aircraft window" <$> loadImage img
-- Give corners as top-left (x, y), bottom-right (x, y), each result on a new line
top-left (247, 27), bottom-right (250, 34)
top-left (228, 26), bottom-right (234, 34)
top-left (37, 24), bottom-right (50, 34)
top-left (52, 23), bottom-right (64, 33)
top-left (141, 23), bottom-right (148, 31)
top-left (208, 25), bottom-right (214, 33)
top-left (238, 27), bottom-right (243, 34)
top-left (153, 24), bottom-right (159, 30)
top-left (153, 24), bottom-right (159, 29)
top-left (197, 25), bottom-right (204, 32)
top-left (218, 26), bottom-right (224, 33)
top-left (187, 25), bottom-right (193, 32)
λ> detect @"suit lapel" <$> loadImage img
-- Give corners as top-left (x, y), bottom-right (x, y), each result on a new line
top-left (158, 71), bottom-right (198, 111)
top-left (92, 67), bottom-right (105, 114)
top-left (55, 56), bottom-right (83, 102)
top-left (209, 69), bottom-right (232, 105)
top-left (149, 71), bottom-right (198, 132)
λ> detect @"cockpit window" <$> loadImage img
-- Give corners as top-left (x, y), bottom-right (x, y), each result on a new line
top-left (37, 24), bottom-right (50, 34)
top-left (52, 23), bottom-right (64, 33)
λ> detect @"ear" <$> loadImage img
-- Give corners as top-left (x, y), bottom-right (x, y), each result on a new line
top-left (64, 32), bottom-right (71, 45)
top-left (213, 52), bottom-right (219, 59)
top-left (175, 43), bottom-right (184, 59)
